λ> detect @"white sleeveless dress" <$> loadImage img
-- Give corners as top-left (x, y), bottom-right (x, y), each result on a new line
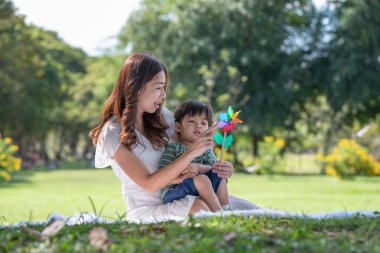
top-left (95, 108), bottom-right (258, 223)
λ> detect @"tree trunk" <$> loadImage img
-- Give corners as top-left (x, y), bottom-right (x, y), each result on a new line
top-left (69, 134), bottom-right (78, 158)
top-left (54, 127), bottom-right (63, 161)
top-left (252, 134), bottom-right (260, 158)
top-left (83, 141), bottom-right (95, 160)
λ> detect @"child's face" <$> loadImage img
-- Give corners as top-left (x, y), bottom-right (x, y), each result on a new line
top-left (175, 113), bottom-right (209, 145)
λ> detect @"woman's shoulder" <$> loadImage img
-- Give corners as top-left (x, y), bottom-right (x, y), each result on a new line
top-left (97, 117), bottom-right (121, 148)
top-left (95, 117), bottom-right (121, 168)
top-left (103, 117), bottom-right (121, 133)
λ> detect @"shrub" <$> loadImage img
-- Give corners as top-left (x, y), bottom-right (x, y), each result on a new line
top-left (318, 139), bottom-right (380, 179)
top-left (0, 134), bottom-right (22, 182)
top-left (255, 136), bottom-right (285, 174)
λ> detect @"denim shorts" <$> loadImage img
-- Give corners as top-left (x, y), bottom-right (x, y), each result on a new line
top-left (162, 170), bottom-right (222, 204)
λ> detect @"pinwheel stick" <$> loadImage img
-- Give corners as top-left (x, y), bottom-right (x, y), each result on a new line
top-left (219, 132), bottom-right (227, 161)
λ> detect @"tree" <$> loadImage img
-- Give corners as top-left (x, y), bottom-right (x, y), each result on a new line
top-left (119, 0), bottom-right (317, 155)
top-left (0, 0), bottom-right (86, 161)
top-left (316, 0), bottom-right (380, 124)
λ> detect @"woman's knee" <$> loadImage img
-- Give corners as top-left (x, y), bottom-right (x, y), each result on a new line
top-left (189, 198), bottom-right (211, 215)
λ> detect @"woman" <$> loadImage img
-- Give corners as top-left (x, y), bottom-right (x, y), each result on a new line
top-left (90, 53), bottom-right (257, 222)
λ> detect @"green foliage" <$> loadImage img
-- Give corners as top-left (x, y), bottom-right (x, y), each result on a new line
top-left (0, 1), bottom-right (127, 163)
top-left (318, 139), bottom-right (380, 179)
top-left (1, 216), bottom-right (380, 252)
top-left (318, 0), bottom-right (380, 124)
top-left (255, 136), bottom-right (286, 174)
top-left (0, 134), bottom-right (22, 182)
top-left (119, 0), bottom-right (317, 137)
top-left (356, 117), bottom-right (380, 161)
top-left (45, 56), bottom-right (123, 161)
top-left (1, 0), bottom-right (380, 167)
top-left (286, 95), bottom-right (352, 157)
top-left (196, 49), bottom-right (249, 109)
top-left (0, 0), bottom-right (90, 162)
top-left (119, 0), bottom-right (380, 157)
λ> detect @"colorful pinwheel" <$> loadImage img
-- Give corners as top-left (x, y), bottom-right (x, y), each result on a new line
top-left (214, 106), bottom-right (243, 161)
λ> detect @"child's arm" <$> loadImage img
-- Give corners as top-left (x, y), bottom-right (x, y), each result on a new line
top-left (169, 170), bottom-right (197, 184)
top-left (189, 163), bottom-right (211, 174)
top-left (159, 143), bottom-right (198, 184)
top-left (192, 149), bottom-right (217, 174)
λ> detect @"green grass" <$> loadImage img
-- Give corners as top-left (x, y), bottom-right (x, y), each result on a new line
top-left (1, 168), bottom-right (380, 225)
top-left (228, 174), bottom-right (380, 214)
top-left (1, 216), bottom-right (380, 252)
top-left (282, 153), bottom-right (321, 174)
top-left (0, 169), bottom-right (126, 225)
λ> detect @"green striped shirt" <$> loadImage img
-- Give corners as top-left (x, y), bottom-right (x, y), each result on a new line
top-left (158, 142), bottom-right (217, 198)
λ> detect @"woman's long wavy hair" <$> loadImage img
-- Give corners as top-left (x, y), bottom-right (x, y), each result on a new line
top-left (89, 53), bottom-right (170, 151)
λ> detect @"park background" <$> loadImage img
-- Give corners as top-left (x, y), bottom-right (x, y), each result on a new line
top-left (1, 0), bottom-right (380, 225)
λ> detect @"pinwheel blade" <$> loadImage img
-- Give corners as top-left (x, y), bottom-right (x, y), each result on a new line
top-left (218, 121), bottom-right (228, 129)
top-left (232, 111), bottom-right (241, 119)
top-left (224, 135), bottom-right (234, 149)
top-left (233, 118), bottom-right (243, 124)
top-left (220, 113), bottom-right (228, 122)
top-left (227, 106), bottom-right (233, 120)
top-left (213, 133), bottom-right (224, 145)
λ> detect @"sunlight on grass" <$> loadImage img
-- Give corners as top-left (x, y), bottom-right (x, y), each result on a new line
top-left (1, 168), bottom-right (380, 224)
top-left (0, 169), bottom-right (126, 224)
top-left (282, 153), bottom-right (321, 174)
top-left (229, 174), bottom-right (380, 214)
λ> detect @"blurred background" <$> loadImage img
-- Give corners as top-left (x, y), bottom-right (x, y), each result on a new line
top-left (2, 0), bottom-right (379, 177)
top-left (1, 0), bottom-right (380, 223)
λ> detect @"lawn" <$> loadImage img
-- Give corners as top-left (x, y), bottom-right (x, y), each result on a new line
top-left (1, 168), bottom-right (379, 225)
top-left (1, 215), bottom-right (380, 252)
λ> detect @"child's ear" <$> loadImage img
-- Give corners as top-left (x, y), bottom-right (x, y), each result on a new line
top-left (174, 122), bottom-right (181, 133)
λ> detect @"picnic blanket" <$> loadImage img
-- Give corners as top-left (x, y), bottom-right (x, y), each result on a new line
top-left (1, 209), bottom-right (379, 228)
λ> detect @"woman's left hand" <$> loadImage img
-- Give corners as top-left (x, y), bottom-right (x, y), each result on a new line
top-left (211, 160), bottom-right (233, 179)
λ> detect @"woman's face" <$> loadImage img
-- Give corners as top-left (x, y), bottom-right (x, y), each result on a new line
top-left (137, 71), bottom-right (167, 115)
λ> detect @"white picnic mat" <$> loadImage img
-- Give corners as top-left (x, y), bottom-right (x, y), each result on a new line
top-left (1, 209), bottom-right (379, 228)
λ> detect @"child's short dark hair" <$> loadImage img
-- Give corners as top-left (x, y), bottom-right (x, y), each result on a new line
top-left (174, 100), bottom-right (213, 125)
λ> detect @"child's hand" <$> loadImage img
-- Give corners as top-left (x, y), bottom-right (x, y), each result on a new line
top-left (171, 170), bottom-right (198, 184)
top-left (187, 123), bottom-right (217, 158)
top-left (178, 170), bottom-right (197, 182)
top-left (181, 163), bottom-right (199, 175)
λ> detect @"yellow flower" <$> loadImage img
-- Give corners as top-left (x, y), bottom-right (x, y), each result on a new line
top-left (0, 171), bottom-right (11, 181)
top-left (326, 166), bottom-right (337, 176)
top-left (324, 138), bottom-right (380, 178)
top-left (275, 138), bottom-right (285, 149)
top-left (10, 145), bottom-right (19, 152)
top-left (264, 136), bottom-right (274, 143)
top-left (338, 139), bottom-right (350, 148)
top-left (4, 137), bottom-right (12, 144)
top-left (14, 158), bottom-right (22, 171)
top-left (315, 153), bottom-right (324, 162)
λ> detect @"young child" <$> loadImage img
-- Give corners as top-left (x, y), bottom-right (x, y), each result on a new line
top-left (158, 100), bottom-right (229, 212)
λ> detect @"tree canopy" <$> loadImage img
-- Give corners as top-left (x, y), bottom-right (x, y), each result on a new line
top-left (1, 0), bottom-right (379, 163)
